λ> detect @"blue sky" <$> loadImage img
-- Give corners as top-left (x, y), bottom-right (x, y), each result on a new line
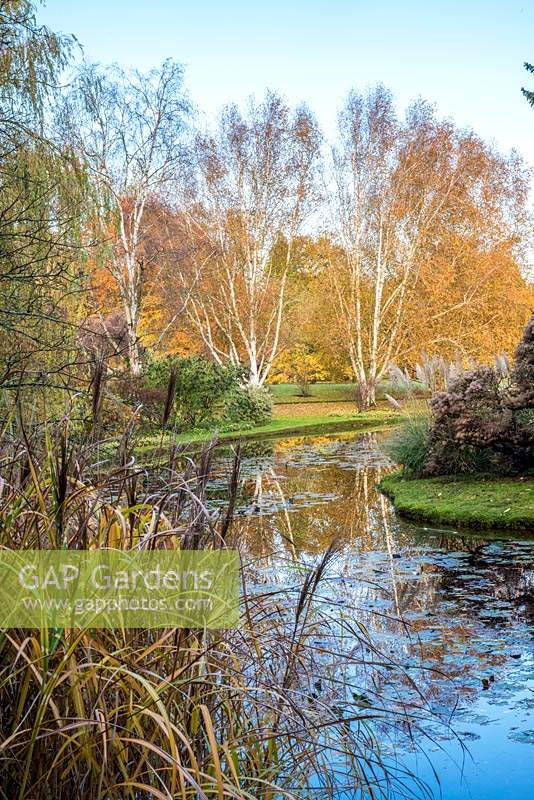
top-left (40, 0), bottom-right (534, 166)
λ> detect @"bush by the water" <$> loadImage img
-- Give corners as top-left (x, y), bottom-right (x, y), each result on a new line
top-left (172, 356), bottom-right (246, 428)
top-left (509, 313), bottom-right (534, 409)
top-left (221, 383), bottom-right (273, 428)
top-left (116, 376), bottom-right (168, 428)
top-left (391, 313), bottom-right (534, 478)
top-left (140, 353), bottom-right (273, 431)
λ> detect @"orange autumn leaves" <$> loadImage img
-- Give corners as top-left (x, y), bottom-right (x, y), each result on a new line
top-left (84, 215), bottom-right (533, 380)
top-left (81, 87), bottom-right (534, 384)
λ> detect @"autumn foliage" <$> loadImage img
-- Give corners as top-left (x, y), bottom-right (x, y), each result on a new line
top-left (66, 79), bottom-right (534, 402)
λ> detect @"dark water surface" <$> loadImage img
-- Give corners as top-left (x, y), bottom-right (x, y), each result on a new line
top-left (208, 431), bottom-right (534, 799)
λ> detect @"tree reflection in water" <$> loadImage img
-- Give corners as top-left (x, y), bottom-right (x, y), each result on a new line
top-left (144, 431), bottom-right (534, 797)
top-left (209, 431), bottom-right (534, 792)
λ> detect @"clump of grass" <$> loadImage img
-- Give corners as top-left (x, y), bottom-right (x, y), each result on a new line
top-left (0, 407), bottom-right (436, 799)
top-left (386, 415), bottom-right (431, 478)
top-left (382, 365), bottom-right (432, 478)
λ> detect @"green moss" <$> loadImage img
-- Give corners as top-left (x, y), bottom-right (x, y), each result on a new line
top-left (379, 472), bottom-right (534, 532)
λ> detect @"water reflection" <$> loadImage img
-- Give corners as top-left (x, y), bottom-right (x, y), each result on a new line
top-left (212, 433), bottom-right (395, 554)
top-left (208, 431), bottom-right (534, 799)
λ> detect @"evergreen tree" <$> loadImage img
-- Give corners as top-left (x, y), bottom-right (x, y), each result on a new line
top-left (521, 61), bottom-right (534, 107)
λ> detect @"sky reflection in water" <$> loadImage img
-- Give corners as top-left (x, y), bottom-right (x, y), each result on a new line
top-left (209, 431), bottom-right (534, 799)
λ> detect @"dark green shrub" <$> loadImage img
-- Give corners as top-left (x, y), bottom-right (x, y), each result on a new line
top-left (221, 385), bottom-right (273, 429)
top-left (142, 353), bottom-right (248, 430)
top-left (143, 352), bottom-right (179, 390)
top-left (174, 356), bottom-right (247, 429)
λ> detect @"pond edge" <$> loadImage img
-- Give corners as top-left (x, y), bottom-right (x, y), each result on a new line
top-left (378, 471), bottom-right (534, 534)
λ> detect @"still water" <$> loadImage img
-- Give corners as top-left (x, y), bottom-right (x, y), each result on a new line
top-left (209, 430), bottom-right (534, 799)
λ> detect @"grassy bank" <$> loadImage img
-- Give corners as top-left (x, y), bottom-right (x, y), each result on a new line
top-left (132, 381), bottom-right (424, 457)
top-left (379, 472), bottom-right (534, 532)
top-left (136, 407), bottom-right (401, 456)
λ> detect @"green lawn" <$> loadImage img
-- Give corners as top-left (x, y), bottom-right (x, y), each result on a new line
top-left (379, 472), bottom-right (534, 532)
top-left (269, 381), bottom-right (426, 405)
top-left (269, 382), bottom-right (357, 404)
top-left (136, 408), bottom-right (401, 456)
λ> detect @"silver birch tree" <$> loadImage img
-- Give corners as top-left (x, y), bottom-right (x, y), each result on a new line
top-left (330, 86), bottom-right (466, 407)
top-left (182, 92), bottom-right (321, 387)
top-left (58, 60), bottom-right (190, 374)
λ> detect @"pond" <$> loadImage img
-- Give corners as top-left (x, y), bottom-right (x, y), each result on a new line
top-left (208, 430), bottom-right (534, 800)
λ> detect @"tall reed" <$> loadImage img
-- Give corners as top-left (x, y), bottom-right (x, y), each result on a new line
top-left (0, 411), bottom-right (434, 799)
